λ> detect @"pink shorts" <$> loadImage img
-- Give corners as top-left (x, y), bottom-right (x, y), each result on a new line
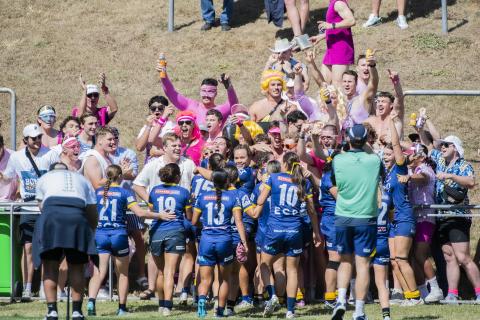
top-left (415, 221), bottom-right (435, 243)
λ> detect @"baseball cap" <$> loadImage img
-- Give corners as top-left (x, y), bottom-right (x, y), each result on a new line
top-left (23, 124), bottom-right (42, 138)
top-left (347, 124), bottom-right (367, 144)
top-left (439, 135), bottom-right (464, 158)
top-left (286, 78), bottom-right (295, 88)
top-left (86, 84), bottom-right (99, 95)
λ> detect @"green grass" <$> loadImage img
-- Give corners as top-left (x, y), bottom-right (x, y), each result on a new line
top-left (0, 300), bottom-right (478, 319)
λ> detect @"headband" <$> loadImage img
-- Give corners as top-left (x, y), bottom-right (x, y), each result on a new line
top-left (261, 70), bottom-right (286, 91)
top-left (177, 115), bottom-right (195, 123)
top-left (62, 136), bottom-right (79, 148)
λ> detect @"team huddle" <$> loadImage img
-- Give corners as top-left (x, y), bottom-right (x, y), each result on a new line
top-left (0, 44), bottom-right (478, 320)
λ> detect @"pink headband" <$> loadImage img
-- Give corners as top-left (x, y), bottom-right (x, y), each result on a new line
top-left (268, 127), bottom-right (281, 134)
top-left (62, 136), bottom-right (79, 148)
top-left (177, 115), bottom-right (195, 123)
top-left (200, 85), bottom-right (218, 98)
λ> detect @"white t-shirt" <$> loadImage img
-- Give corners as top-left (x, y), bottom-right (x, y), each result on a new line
top-left (80, 149), bottom-right (112, 179)
top-left (133, 155), bottom-right (195, 192)
top-left (136, 121), bottom-right (176, 140)
top-left (36, 169), bottom-right (96, 205)
top-left (3, 146), bottom-right (54, 200)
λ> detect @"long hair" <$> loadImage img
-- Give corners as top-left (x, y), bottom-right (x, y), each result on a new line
top-left (212, 170), bottom-right (229, 213)
top-left (103, 165), bottom-right (122, 205)
top-left (283, 152), bottom-right (306, 200)
top-left (224, 165), bottom-right (239, 187)
top-left (209, 153), bottom-right (226, 171)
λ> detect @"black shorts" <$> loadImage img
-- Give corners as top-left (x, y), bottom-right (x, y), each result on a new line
top-left (19, 222), bottom-right (35, 245)
top-left (437, 218), bottom-right (471, 245)
top-left (150, 229), bottom-right (186, 256)
top-left (40, 248), bottom-right (89, 265)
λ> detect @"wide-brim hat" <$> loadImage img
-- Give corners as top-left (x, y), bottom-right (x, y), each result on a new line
top-left (269, 38), bottom-right (294, 53)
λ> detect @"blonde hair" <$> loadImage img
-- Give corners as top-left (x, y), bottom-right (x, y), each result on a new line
top-left (260, 69), bottom-right (286, 92)
top-left (234, 120), bottom-right (264, 141)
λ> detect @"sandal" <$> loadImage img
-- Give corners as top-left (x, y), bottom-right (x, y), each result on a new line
top-left (139, 289), bottom-right (155, 300)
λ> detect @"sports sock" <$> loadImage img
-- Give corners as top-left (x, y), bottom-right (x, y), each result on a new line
top-left (164, 300), bottom-right (173, 310)
top-left (216, 306), bottom-right (225, 317)
top-left (382, 307), bottom-right (390, 318)
top-left (119, 303), bottom-right (127, 311)
top-left (158, 299), bottom-right (165, 308)
top-left (265, 285), bottom-right (275, 300)
top-left (47, 302), bottom-right (57, 313)
top-left (337, 288), bottom-right (347, 304)
top-left (427, 276), bottom-right (439, 289)
top-left (73, 301), bottom-right (82, 313)
top-left (354, 299), bottom-right (365, 317)
top-left (287, 297), bottom-right (296, 312)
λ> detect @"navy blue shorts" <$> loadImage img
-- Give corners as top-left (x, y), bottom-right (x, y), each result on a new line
top-left (335, 224), bottom-right (376, 257)
top-left (95, 229), bottom-right (129, 257)
top-left (183, 219), bottom-right (196, 244)
top-left (392, 220), bottom-right (416, 238)
top-left (197, 237), bottom-right (234, 266)
top-left (262, 225), bottom-right (303, 257)
top-left (150, 229), bottom-right (186, 256)
top-left (373, 236), bottom-right (390, 265)
top-left (321, 216), bottom-right (336, 252)
top-left (255, 229), bottom-right (264, 253)
top-left (232, 224), bottom-right (252, 249)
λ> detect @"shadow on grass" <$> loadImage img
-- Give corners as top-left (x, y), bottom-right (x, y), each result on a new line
top-left (232, 0), bottom-right (265, 28)
top-left (400, 317), bottom-right (440, 320)
top-left (381, 0), bottom-right (458, 23)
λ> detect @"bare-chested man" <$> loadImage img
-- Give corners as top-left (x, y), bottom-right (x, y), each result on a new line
top-left (249, 70), bottom-right (287, 124)
top-left (363, 70), bottom-right (404, 145)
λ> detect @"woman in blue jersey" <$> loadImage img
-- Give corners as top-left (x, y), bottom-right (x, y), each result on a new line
top-left (223, 165), bottom-right (256, 313)
top-left (192, 170), bottom-right (249, 318)
top-left (177, 153), bottom-right (225, 304)
top-left (148, 163), bottom-right (192, 316)
top-left (374, 188), bottom-right (393, 320)
top-left (319, 151), bottom-right (341, 309)
top-left (383, 114), bottom-right (421, 305)
top-left (233, 144), bottom-right (256, 194)
top-left (253, 152), bottom-right (322, 318)
top-left (87, 165), bottom-right (162, 316)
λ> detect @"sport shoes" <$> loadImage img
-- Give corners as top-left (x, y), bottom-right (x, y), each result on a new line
top-left (444, 293), bottom-right (459, 304)
top-left (97, 287), bottom-right (109, 299)
top-left (117, 309), bottom-right (129, 316)
top-left (162, 308), bottom-right (172, 316)
top-left (352, 314), bottom-right (368, 320)
top-left (21, 289), bottom-right (32, 302)
top-left (201, 23), bottom-right (213, 31)
top-left (324, 300), bottom-right (336, 310)
top-left (198, 298), bottom-right (207, 318)
top-left (136, 277), bottom-right (149, 291)
top-left (263, 295), bottom-right (279, 317)
top-left (87, 301), bottom-right (96, 316)
top-left (363, 14), bottom-right (382, 27)
top-left (44, 310), bottom-right (58, 320)
top-left (286, 310), bottom-right (296, 318)
top-left (390, 289), bottom-right (404, 305)
top-left (179, 292), bottom-right (188, 305)
top-left (331, 301), bottom-right (346, 320)
top-left (425, 287), bottom-right (444, 303)
top-left (383, 317), bottom-right (391, 320)
top-left (396, 15), bottom-right (409, 29)
top-left (236, 299), bottom-right (254, 310)
top-left (225, 308), bottom-right (235, 317)
top-left (400, 298), bottom-right (424, 307)
top-left (296, 299), bottom-right (306, 308)
top-left (221, 24), bottom-right (231, 31)
top-left (71, 311), bottom-right (85, 319)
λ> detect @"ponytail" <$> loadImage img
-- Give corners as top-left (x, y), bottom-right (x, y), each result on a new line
top-left (211, 170), bottom-right (229, 215)
top-left (103, 164), bottom-right (122, 205)
top-left (215, 188), bottom-right (223, 213)
top-left (283, 152), bottom-right (306, 200)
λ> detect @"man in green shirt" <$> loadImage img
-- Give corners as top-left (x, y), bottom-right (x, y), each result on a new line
top-left (331, 124), bottom-right (382, 320)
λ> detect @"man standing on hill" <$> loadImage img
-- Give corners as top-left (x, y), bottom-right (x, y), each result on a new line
top-left (331, 124), bottom-right (382, 320)
top-left (200, 0), bottom-right (233, 31)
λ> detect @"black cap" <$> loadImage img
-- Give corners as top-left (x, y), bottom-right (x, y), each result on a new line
top-left (347, 124), bottom-right (367, 143)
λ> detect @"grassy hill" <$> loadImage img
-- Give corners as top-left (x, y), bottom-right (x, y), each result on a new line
top-left (1, 0), bottom-right (479, 240)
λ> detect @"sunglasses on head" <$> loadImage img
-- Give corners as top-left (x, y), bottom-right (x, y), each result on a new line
top-left (87, 93), bottom-right (99, 98)
top-left (178, 120), bottom-right (193, 126)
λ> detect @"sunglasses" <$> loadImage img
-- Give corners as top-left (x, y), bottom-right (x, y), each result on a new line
top-left (283, 143), bottom-right (297, 150)
top-left (29, 135), bottom-right (42, 141)
top-left (149, 105), bottom-right (165, 112)
top-left (178, 120), bottom-right (193, 126)
top-left (87, 93), bottom-right (99, 99)
top-left (440, 142), bottom-right (453, 148)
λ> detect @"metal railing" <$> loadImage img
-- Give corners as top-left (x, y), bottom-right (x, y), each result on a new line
top-left (0, 87), bottom-right (17, 150)
top-left (403, 90), bottom-right (480, 97)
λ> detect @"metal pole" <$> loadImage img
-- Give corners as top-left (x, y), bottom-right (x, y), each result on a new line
top-left (0, 88), bottom-right (17, 150)
top-left (441, 0), bottom-right (448, 35)
top-left (403, 90), bottom-right (480, 96)
top-left (9, 204), bottom-right (14, 302)
top-left (168, 0), bottom-right (174, 32)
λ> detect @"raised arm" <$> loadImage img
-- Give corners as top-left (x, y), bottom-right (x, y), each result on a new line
top-left (304, 50), bottom-right (326, 88)
top-left (216, 74), bottom-right (238, 120)
top-left (136, 115), bottom-right (157, 152)
top-left (362, 52), bottom-right (379, 113)
top-left (77, 74), bottom-right (88, 116)
top-left (99, 73), bottom-right (118, 121)
top-left (297, 124), bottom-right (315, 165)
top-left (389, 111), bottom-right (405, 165)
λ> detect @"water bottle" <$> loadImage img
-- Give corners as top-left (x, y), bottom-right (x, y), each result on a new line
top-left (158, 53), bottom-right (167, 79)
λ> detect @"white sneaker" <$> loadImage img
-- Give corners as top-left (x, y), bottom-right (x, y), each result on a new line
top-left (425, 287), bottom-right (444, 303)
top-left (97, 287), bottom-right (109, 299)
top-left (158, 306), bottom-right (164, 313)
top-left (444, 293), bottom-right (459, 304)
top-left (286, 310), bottom-right (295, 318)
top-left (162, 308), bottom-right (172, 316)
top-left (71, 311), bottom-right (85, 319)
top-left (39, 284), bottom-right (46, 300)
top-left (400, 298), bottom-right (424, 307)
top-left (363, 14), bottom-right (382, 27)
top-left (225, 308), bottom-right (235, 317)
top-left (179, 292), bottom-right (188, 305)
top-left (22, 289), bottom-right (32, 301)
top-left (263, 295), bottom-right (279, 317)
top-left (236, 300), bottom-right (254, 310)
top-left (396, 15), bottom-right (409, 29)
top-left (44, 310), bottom-right (58, 320)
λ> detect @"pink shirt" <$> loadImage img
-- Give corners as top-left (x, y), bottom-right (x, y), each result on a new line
top-left (408, 164), bottom-right (436, 224)
top-left (72, 106), bottom-right (110, 126)
top-left (0, 149), bottom-right (18, 201)
top-left (161, 75), bottom-right (238, 125)
top-left (182, 139), bottom-right (205, 166)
